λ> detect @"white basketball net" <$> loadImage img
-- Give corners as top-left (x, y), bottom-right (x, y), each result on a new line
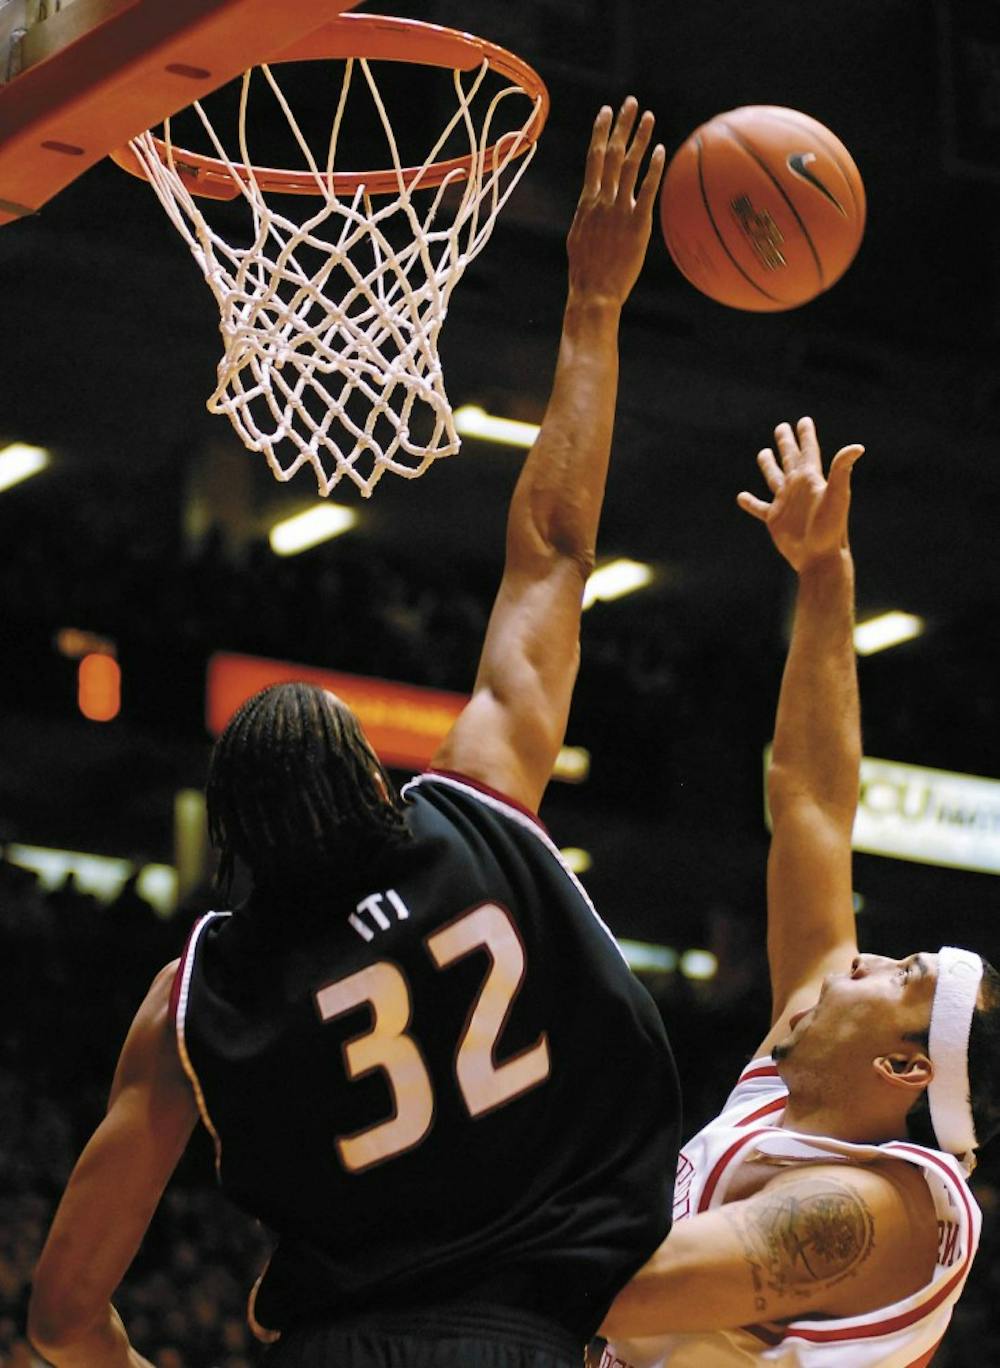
top-left (128, 58), bottom-right (541, 496)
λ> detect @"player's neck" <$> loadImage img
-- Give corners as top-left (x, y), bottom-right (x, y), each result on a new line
top-left (781, 1088), bottom-right (909, 1148)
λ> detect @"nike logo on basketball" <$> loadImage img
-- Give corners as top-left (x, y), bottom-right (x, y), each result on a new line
top-left (787, 152), bottom-right (846, 214)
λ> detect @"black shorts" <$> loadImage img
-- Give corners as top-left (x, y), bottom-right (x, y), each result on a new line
top-left (262, 1302), bottom-right (583, 1368)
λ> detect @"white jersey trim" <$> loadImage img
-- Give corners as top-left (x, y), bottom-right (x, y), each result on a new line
top-left (174, 909), bottom-right (231, 1175)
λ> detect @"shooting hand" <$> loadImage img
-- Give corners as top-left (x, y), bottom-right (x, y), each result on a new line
top-left (737, 416), bottom-right (864, 573)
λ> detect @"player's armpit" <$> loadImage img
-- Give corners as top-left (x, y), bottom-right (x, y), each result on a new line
top-left (599, 1162), bottom-right (936, 1339)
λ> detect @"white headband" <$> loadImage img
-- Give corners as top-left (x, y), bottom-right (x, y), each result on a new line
top-left (927, 946), bottom-right (983, 1156)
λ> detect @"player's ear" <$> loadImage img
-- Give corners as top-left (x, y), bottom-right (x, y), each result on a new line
top-left (872, 1052), bottom-right (933, 1097)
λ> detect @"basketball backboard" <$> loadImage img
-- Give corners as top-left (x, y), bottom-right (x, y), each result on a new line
top-left (0, 0), bottom-right (362, 226)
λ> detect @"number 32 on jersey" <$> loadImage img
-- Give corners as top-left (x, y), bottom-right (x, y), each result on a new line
top-left (315, 901), bottom-right (550, 1173)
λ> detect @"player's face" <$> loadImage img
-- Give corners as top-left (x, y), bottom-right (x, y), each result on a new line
top-left (773, 951), bottom-right (939, 1064)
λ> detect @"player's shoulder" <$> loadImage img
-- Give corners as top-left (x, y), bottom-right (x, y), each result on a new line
top-left (755, 1157), bottom-right (939, 1315)
top-left (866, 1151), bottom-right (945, 1205)
top-left (115, 959), bottom-right (188, 1092)
top-left (765, 1153), bottom-right (934, 1210)
top-left (145, 957), bottom-right (182, 1017)
top-left (406, 768), bottom-right (546, 825)
top-left (403, 770), bottom-right (555, 857)
top-left (761, 1155), bottom-right (940, 1265)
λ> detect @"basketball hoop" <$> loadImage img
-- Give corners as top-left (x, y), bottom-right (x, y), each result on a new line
top-left (112, 13), bottom-right (549, 497)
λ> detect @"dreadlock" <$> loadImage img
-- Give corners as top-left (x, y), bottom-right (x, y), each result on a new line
top-left (906, 957), bottom-right (1000, 1156)
top-left (206, 682), bottom-right (409, 907)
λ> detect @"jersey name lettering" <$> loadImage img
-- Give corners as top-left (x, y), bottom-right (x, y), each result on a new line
top-left (937, 1219), bottom-right (962, 1267)
top-left (348, 887), bottom-right (411, 942)
top-left (673, 1151), bottom-right (695, 1219)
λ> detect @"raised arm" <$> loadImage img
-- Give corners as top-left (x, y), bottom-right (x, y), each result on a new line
top-left (737, 418), bottom-right (865, 1053)
top-left (431, 98), bottom-right (665, 812)
top-left (28, 961), bottom-right (198, 1368)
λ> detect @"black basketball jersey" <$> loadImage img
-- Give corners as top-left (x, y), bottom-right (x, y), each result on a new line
top-left (174, 772), bottom-right (680, 1342)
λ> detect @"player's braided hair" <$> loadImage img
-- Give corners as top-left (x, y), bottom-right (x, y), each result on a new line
top-left (206, 682), bottom-right (409, 906)
top-left (905, 957), bottom-right (1000, 1156)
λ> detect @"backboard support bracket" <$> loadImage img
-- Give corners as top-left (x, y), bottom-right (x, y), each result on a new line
top-left (0, 0), bottom-right (361, 226)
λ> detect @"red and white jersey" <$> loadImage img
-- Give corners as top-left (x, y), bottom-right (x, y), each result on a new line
top-left (603, 1058), bottom-right (981, 1368)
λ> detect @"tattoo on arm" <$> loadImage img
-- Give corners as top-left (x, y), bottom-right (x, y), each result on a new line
top-left (724, 1177), bottom-right (876, 1316)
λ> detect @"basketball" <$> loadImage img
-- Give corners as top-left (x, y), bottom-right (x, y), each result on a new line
top-left (659, 105), bottom-right (866, 312)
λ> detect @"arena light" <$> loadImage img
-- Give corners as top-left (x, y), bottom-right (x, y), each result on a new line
top-left (0, 441), bottom-right (49, 492)
top-left (55, 627), bottom-right (116, 660)
top-left (269, 503), bottom-right (358, 556)
top-left (78, 652), bottom-right (121, 722)
top-left (618, 939), bottom-right (679, 973)
top-left (854, 610), bottom-right (924, 656)
top-left (583, 558), bottom-right (654, 609)
top-left (680, 948), bottom-right (718, 981)
top-left (553, 745), bottom-right (590, 783)
top-left (6, 844), bottom-right (177, 915)
top-left (559, 846), bottom-right (592, 874)
top-left (454, 404), bottom-right (540, 448)
top-left (136, 865), bottom-right (178, 914)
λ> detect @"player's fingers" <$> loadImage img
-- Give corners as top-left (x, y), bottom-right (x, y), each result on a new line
top-left (829, 442), bottom-right (865, 470)
top-left (619, 108), bottom-right (656, 201)
top-left (773, 421), bottom-right (801, 469)
top-left (582, 106), bottom-right (613, 199)
top-left (736, 491), bottom-right (771, 521)
top-left (795, 415), bottom-right (821, 467)
top-left (820, 445), bottom-right (863, 535)
top-left (756, 447), bottom-right (784, 491)
top-left (826, 443), bottom-right (865, 489)
top-left (635, 143), bottom-right (667, 218)
top-left (601, 97), bottom-right (638, 202)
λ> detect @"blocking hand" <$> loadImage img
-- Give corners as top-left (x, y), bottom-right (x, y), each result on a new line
top-left (737, 416), bottom-right (864, 573)
top-left (566, 97), bottom-right (666, 307)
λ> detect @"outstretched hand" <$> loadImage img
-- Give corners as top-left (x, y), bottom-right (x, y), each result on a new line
top-left (737, 417), bottom-right (864, 573)
top-left (566, 97), bottom-right (666, 307)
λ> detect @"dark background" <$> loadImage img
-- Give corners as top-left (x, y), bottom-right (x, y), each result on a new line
top-left (3, 2), bottom-right (1000, 1361)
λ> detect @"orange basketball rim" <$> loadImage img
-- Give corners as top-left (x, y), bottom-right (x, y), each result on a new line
top-left (0, 0), bottom-right (548, 223)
